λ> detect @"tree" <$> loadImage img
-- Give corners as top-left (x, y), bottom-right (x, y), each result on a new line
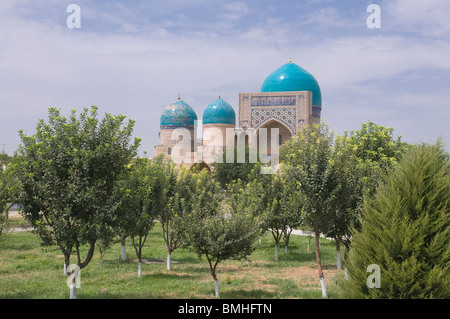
top-left (337, 141), bottom-right (450, 298)
top-left (279, 176), bottom-right (304, 255)
top-left (158, 163), bottom-right (196, 271)
top-left (325, 135), bottom-right (366, 269)
top-left (184, 170), bottom-right (260, 298)
top-left (13, 107), bottom-right (139, 296)
top-left (0, 153), bottom-right (13, 237)
top-left (327, 122), bottom-right (408, 266)
top-left (281, 122), bottom-right (337, 298)
top-left (211, 144), bottom-right (260, 189)
top-left (253, 173), bottom-right (303, 260)
top-left (117, 157), bottom-right (162, 277)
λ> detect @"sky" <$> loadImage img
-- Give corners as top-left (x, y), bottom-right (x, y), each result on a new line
top-left (0, 0), bottom-right (449, 156)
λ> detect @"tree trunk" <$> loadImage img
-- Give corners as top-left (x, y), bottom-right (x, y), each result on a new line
top-left (138, 262), bottom-right (142, 278)
top-left (64, 254), bottom-right (70, 276)
top-left (336, 237), bottom-right (342, 269)
top-left (167, 251), bottom-right (172, 271)
top-left (212, 271), bottom-right (220, 299)
top-left (69, 282), bottom-right (77, 299)
top-left (69, 269), bottom-right (77, 299)
top-left (285, 244), bottom-right (288, 254)
top-left (315, 224), bottom-right (327, 298)
top-left (343, 240), bottom-right (350, 260)
top-left (77, 241), bottom-right (96, 270)
top-left (121, 236), bottom-right (127, 262)
top-left (207, 256), bottom-right (220, 299)
top-left (275, 243), bottom-right (279, 261)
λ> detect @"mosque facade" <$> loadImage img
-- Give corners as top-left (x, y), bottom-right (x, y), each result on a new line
top-left (154, 59), bottom-right (322, 170)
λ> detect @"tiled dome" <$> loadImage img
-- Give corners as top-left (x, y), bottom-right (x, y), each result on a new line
top-left (160, 98), bottom-right (197, 129)
top-left (261, 61), bottom-right (322, 106)
top-left (203, 97), bottom-right (236, 126)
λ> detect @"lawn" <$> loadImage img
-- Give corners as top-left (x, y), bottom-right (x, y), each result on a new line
top-left (0, 216), bottom-right (342, 299)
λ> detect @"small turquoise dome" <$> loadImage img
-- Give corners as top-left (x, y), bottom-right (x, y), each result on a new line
top-left (203, 97), bottom-right (236, 126)
top-left (261, 62), bottom-right (322, 106)
top-left (160, 98), bottom-right (197, 129)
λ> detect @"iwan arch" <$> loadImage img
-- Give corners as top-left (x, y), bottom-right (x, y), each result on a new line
top-left (154, 59), bottom-right (322, 170)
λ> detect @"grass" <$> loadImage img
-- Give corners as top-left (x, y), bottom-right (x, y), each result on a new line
top-left (0, 216), bottom-right (342, 299)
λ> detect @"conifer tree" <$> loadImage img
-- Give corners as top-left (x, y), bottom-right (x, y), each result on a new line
top-left (337, 141), bottom-right (450, 298)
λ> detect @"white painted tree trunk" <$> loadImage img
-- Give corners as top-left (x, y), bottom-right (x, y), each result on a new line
top-left (70, 283), bottom-right (77, 299)
top-left (138, 262), bottom-right (142, 278)
top-left (214, 279), bottom-right (220, 299)
top-left (320, 277), bottom-right (327, 298)
top-left (285, 244), bottom-right (288, 254)
top-left (167, 252), bottom-right (171, 271)
top-left (246, 255), bottom-right (250, 266)
top-left (259, 236), bottom-right (261, 244)
top-left (64, 263), bottom-right (67, 276)
top-left (275, 243), bottom-right (279, 261)
top-left (121, 245), bottom-right (126, 262)
top-left (336, 250), bottom-right (341, 269)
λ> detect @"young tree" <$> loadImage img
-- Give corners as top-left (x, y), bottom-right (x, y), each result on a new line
top-left (255, 174), bottom-right (303, 260)
top-left (13, 107), bottom-right (139, 296)
top-left (281, 122), bottom-right (337, 298)
top-left (280, 176), bottom-right (304, 255)
top-left (158, 164), bottom-right (196, 271)
top-left (184, 170), bottom-right (260, 298)
top-left (327, 122), bottom-right (408, 266)
top-left (118, 157), bottom-right (162, 278)
top-left (337, 141), bottom-right (450, 298)
top-left (0, 153), bottom-right (13, 237)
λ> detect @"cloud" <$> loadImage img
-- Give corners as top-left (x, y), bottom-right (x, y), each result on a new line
top-left (0, 1), bottom-right (449, 155)
top-left (385, 0), bottom-right (450, 37)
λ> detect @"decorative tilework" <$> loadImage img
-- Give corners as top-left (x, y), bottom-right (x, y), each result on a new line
top-left (251, 95), bottom-right (296, 107)
top-left (251, 107), bottom-right (296, 134)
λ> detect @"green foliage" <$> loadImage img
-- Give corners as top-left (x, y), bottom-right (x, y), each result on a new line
top-left (117, 156), bottom-right (163, 261)
top-left (158, 161), bottom-right (197, 257)
top-left (0, 153), bottom-right (12, 236)
top-left (281, 122), bottom-right (337, 232)
top-left (13, 106), bottom-right (140, 269)
top-left (343, 121), bottom-right (407, 167)
top-left (211, 144), bottom-right (261, 189)
top-left (337, 141), bottom-right (450, 298)
top-left (326, 122), bottom-right (408, 254)
top-left (184, 170), bottom-right (260, 275)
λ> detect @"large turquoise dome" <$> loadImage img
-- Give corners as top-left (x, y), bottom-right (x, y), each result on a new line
top-left (160, 98), bottom-right (197, 129)
top-left (203, 97), bottom-right (236, 126)
top-left (261, 62), bottom-right (322, 106)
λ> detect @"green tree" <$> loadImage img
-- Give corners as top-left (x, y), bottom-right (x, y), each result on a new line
top-left (0, 153), bottom-right (13, 237)
top-left (184, 170), bottom-right (260, 298)
top-left (13, 107), bottom-right (139, 289)
top-left (158, 163), bottom-right (196, 271)
top-left (337, 141), bottom-right (450, 298)
top-left (253, 173), bottom-right (303, 260)
top-left (281, 122), bottom-right (337, 298)
top-left (328, 122), bottom-right (408, 266)
top-left (117, 157), bottom-right (162, 278)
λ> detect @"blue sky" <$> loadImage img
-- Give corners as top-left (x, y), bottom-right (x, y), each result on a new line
top-left (0, 0), bottom-right (449, 155)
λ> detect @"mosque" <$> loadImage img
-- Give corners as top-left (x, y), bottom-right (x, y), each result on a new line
top-left (154, 59), bottom-right (322, 170)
